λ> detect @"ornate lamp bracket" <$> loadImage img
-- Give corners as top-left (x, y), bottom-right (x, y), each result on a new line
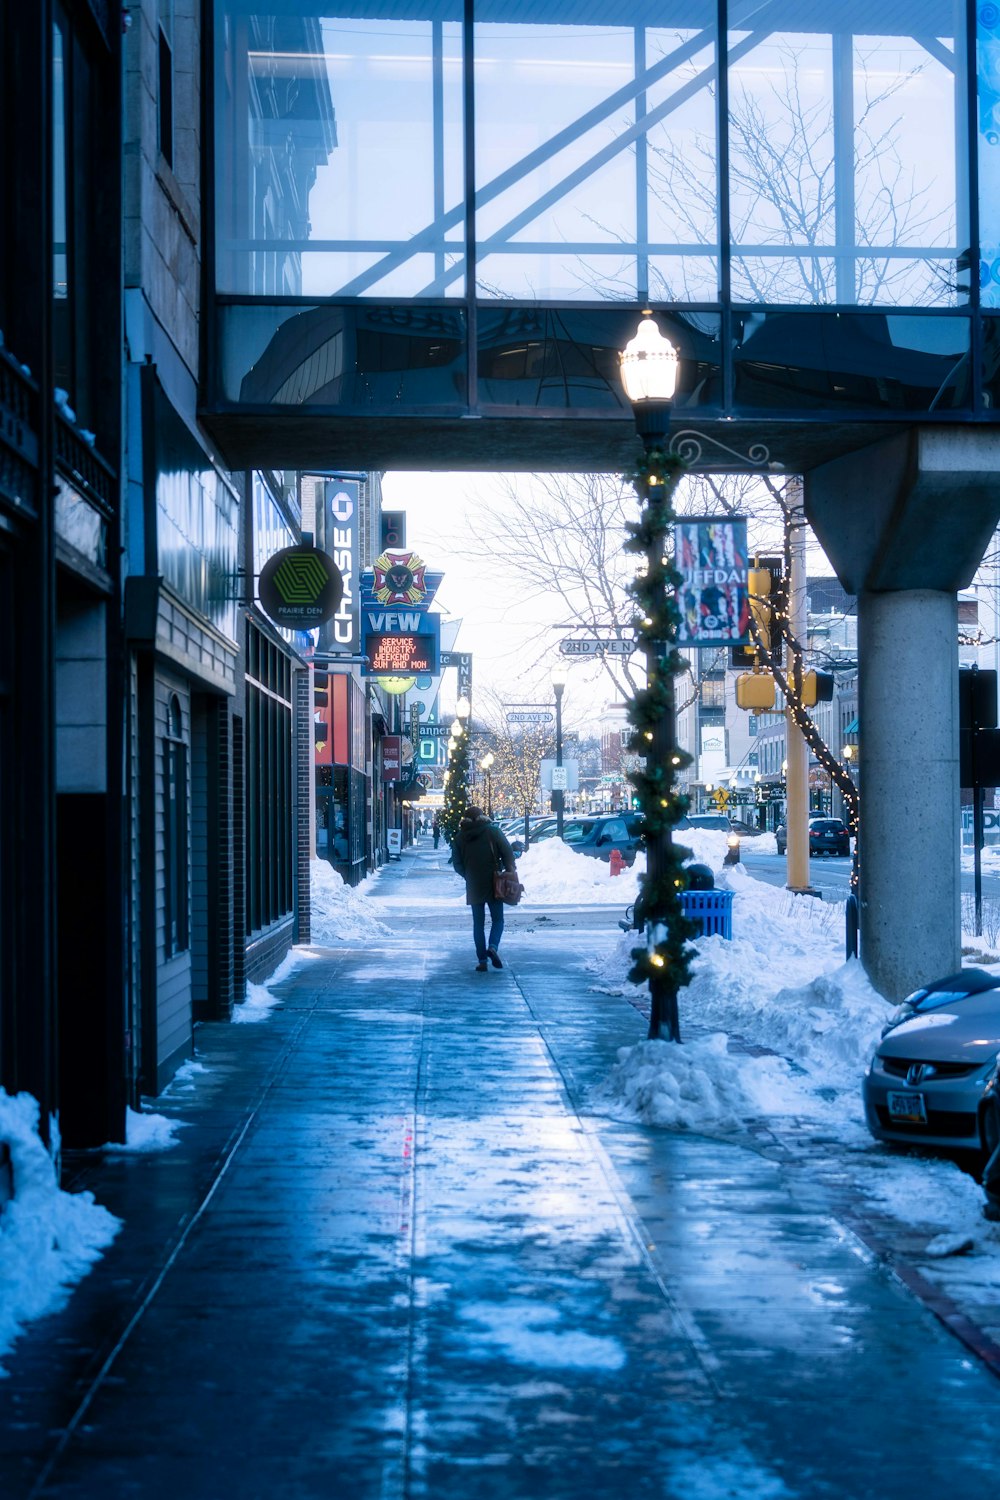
top-left (665, 428), bottom-right (773, 471)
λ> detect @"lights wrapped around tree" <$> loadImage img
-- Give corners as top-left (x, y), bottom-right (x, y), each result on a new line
top-left (440, 723), bottom-right (471, 841)
top-left (623, 445), bottom-right (699, 1010)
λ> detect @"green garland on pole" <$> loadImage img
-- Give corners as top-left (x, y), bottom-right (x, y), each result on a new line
top-left (440, 728), bottom-right (471, 841)
top-left (623, 447), bottom-right (699, 1003)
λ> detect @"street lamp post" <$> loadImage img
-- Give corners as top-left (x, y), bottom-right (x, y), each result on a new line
top-left (480, 751), bottom-right (494, 817)
top-left (551, 667), bottom-right (567, 839)
top-left (620, 310), bottom-right (691, 1044)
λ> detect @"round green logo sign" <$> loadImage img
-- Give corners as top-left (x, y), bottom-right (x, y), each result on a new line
top-left (259, 545), bottom-right (344, 630)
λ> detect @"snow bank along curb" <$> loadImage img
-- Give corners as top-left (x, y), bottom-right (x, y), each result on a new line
top-left (309, 857), bottom-right (391, 944)
top-left (0, 1090), bottom-right (120, 1376)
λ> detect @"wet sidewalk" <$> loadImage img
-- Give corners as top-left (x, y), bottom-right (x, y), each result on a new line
top-left (2, 845), bottom-right (999, 1498)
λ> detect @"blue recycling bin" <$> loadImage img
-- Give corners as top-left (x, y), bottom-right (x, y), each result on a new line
top-left (680, 889), bottom-right (734, 940)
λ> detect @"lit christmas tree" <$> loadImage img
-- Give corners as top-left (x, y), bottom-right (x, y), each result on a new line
top-left (440, 725), bottom-right (471, 840)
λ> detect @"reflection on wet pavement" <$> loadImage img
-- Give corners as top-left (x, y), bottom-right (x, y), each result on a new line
top-left (1, 846), bottom-right (998, 1498)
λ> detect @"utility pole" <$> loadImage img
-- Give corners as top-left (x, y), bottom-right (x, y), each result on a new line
top-left (785, 481), bottom-right (814, 895)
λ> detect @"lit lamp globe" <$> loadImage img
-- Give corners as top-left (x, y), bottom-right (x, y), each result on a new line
top-left (619, 311), bottom-right (679, 445)
top-left (376, 674), bottom-right (417, 695)
top-left (480, 752), bottom-right (494, 771)
top-left (450, 717), bottom-right (464, 737)
top-left (456, 696), bottom-right (471, 719)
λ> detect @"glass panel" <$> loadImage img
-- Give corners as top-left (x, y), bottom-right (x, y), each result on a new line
top-left (214, 3), bottom-right (464, 296)
top-left (474, 1), bottom-right (718, 301)
top-left (979, 6), bottom-right (1000, 306)
top-left (983, 316), bottom-right (1000, 409)
top-left (728, 0), bottom-right (966, 306)
top-left (52, 12), bottom-right (72, 397)
top-left (477, 308), bottom-right (721, 411)
top-left (732, 310), bottom-right (971, 410)
top-left (219, 302), bottom-right (467, 407)
top-left (152, 386), bottom-right (240, 641)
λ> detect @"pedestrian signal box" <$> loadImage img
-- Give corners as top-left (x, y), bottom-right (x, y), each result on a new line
top-left (800, 670), bottom-right (834, 707)
top-left (735, 673), bottom-right (776, 711)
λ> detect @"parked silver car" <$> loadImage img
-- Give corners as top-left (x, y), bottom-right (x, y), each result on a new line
top-left (862, 969), bottom-right (1000, 1150)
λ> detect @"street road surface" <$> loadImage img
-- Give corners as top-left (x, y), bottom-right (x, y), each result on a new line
top-left (742, 847), bottom-right (1000, 904)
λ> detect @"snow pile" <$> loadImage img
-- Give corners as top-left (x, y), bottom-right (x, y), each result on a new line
top-left (102, 1109), bottom-right (186, 1154)
top-left (234, 946), bottom-right (317, 1024)
top-left (517, 839), bottom-right (644, 905)
top-left (597, 857), bottom-right (892, 1132)
top-left (0, 1090), bottom-right (119, 1375)
top-left (598, 1034), bottom-right (812, 1132)
top-left (310, 858), bottom-right (391, 944)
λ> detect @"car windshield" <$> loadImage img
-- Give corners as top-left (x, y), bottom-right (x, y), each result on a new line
top-left (562, 821), bottom-right (596, 844)
top-left (810, 821), bottom-right (844, 833)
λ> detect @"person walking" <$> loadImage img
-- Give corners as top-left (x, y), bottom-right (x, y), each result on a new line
top-left (451, 806), bottom-right (516, 971)
top-left (432, 815), bottom-right (441, 850)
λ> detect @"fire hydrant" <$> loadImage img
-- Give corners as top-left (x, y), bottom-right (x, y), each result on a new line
top-left (609, 848), bottom-right (625, 878)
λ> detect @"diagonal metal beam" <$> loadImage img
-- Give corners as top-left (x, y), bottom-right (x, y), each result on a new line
top-left (337, 25), bottom-right (718, 297)
top-left (420, 30), bottom-right (767, 296)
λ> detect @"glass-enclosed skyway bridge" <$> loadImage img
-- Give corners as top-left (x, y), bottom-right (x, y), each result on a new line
top-left (202, 0), bottom-right (1000, 472)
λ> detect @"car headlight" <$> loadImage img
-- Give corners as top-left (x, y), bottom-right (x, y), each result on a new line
top-left (880, 1004), bottom-right (915, 1037)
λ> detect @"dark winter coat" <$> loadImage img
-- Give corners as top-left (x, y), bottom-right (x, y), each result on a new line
top-left (451, 814), bottom-right (516, 905)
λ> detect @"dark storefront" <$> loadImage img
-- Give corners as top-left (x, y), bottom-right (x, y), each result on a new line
top-left (0, 3), bottom-right (125, 1148)
top-left (315, 672), bottom-right (369, 886)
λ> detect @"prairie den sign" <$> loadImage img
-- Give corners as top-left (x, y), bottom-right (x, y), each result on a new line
top-left (259, 544), bottom-right (344, 630)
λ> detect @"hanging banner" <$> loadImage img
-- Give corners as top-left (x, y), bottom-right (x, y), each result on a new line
top-left (675, 517), bottom-right (750, 646)
top-left (382, 736), bottom-right (402, 781)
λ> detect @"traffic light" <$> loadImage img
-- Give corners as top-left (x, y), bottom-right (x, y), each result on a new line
top-left (731, 557), bottom-right (784, 669)
top-left (735, 672), bottom-right (776, 711)
top-left (800, 669), bottom-right (834, 707)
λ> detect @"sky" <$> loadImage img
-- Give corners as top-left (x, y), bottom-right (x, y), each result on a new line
top-left (380, 470), bottom-right (633, 726)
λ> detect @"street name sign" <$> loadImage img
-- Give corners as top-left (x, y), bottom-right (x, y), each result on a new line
top-left (559, 637), bottom-right (635, 656)
top-left (507, 711), bottom-right (553, 724)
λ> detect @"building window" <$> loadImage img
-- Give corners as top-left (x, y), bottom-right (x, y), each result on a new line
top-left (158, 1), bottom-right (174, 168)
top-left (164, 695), bottom-right (188, 956)
top-left (51, 6), bottom-right (97, 429)
top-left (701, 675), bottom-right (727, 709)
top-left (245, 623), bottom-right (293, 933)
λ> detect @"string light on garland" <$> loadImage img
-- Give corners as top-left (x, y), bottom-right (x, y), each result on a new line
top-left (622, 442), bottom-right (699, 1035)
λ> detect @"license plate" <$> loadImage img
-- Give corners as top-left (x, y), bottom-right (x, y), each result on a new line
top-left (887, 1090), bottom-right (927, 1124)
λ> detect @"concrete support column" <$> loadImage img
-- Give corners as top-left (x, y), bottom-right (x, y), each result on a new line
top-left (858, 590), bottom-right (960, 1000)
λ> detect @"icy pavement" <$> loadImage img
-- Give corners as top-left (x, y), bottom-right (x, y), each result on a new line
top-left (1, 841), bottom-right (999, 1498)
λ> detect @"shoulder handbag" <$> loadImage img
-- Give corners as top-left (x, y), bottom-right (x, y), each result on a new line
top-left (493, 869), bottom-right (524, 906)
top-left (491, 831), bottom-right (524, 905)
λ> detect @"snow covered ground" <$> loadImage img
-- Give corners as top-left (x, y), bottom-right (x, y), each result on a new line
top-left (4, 837), bottom-right (1000, 1383)
top-left (582, 835), bottom-right (1000, 1321)
top-left (0, 1092), bottom-right (120, 1377)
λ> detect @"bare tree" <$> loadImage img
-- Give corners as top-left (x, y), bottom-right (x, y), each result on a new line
top-left (474, 689), bottom-right (555, 835)
top-left (645, 41), bottom-right (952, 306)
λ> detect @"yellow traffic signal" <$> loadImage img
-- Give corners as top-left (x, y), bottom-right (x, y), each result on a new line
top-left (748, 565), bottom-right (772, 652)
top-left (735, 672), bottom-right (776, 711)
top-left (800, 669), bottom-right (834, 707)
